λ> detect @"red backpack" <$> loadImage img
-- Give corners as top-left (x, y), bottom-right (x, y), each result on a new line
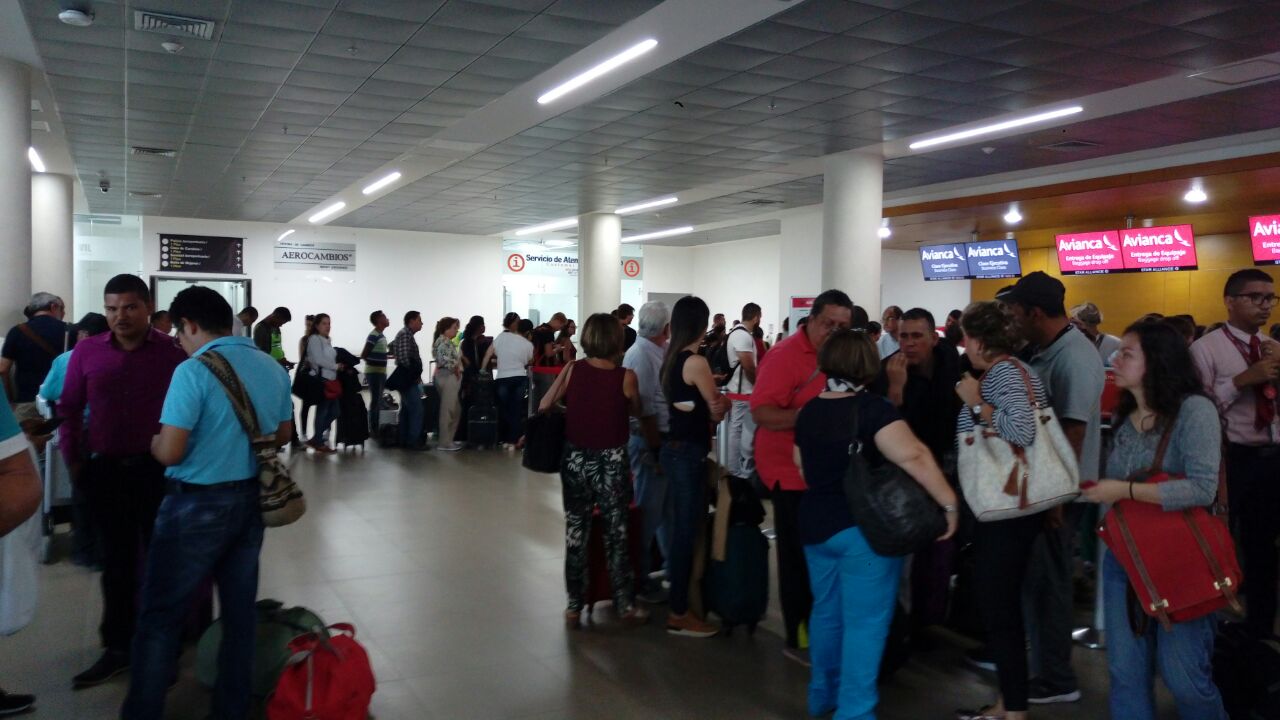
top-left (267, 624), bottom-right (375, 720)
top-left (1097, 425), bottom-right (1242, 630)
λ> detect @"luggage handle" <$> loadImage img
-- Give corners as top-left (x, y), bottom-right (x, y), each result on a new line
top-left (1111, 504), bottom-right (1173, 631)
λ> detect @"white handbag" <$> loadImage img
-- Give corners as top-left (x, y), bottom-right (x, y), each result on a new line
top-left (957, 361), bottom-right (1080, 522)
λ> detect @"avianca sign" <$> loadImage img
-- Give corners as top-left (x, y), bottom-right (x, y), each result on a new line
top-left (1250, 214), bottom-right (1280, 266)
top-left (1055, 230), bottom-right (1124, 275)
top-left (1118, 224), bottom-right (1197, 271)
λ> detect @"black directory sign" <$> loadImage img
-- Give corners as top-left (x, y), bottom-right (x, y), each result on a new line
top-left (159, 234), bottom-right (244, 274)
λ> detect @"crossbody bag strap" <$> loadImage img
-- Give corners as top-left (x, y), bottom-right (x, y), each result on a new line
top-left (16, 323), bottom-right (59, 358)
top-left (1112, 504), bottom-right (1172, 630)
top-left (195, 351), bottom-right (264, 439)
top-left (1149, 421), bottom-right (1174, 474)
top-left (1181, 510), bottom-right (1244, 613)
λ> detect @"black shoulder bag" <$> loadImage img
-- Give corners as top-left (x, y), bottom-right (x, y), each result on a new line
top-left (842, 395), bottom-right (945, 557)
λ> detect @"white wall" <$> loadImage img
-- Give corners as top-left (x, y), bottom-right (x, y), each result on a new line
top-left (140, 216), bottom-right (503, 361)
top-left (881, 249), bottom-right (972, 326)
top-left (642, 244), bottom-right (695, 296)
top-left (691, 236), bottom-right (781, 336)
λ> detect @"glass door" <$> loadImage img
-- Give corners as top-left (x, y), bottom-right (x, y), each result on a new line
top-left (150, 276), bottom-right (251, 315)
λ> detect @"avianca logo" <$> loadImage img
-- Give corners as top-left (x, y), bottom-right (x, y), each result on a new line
top-left (1123, 228), bottom-right (1191, 248)
top-left (1254, 219), bottom-right (1280, 238)
top-left (968, 243), bottom-right (1017, 258)
top-left (1059, 236), bottom-right (1119, 252)
top-left (922, 245), bottom-right (965, 261)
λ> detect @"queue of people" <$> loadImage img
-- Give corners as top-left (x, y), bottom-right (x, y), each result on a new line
top-left (0, 264), bottom-right (1276, 720)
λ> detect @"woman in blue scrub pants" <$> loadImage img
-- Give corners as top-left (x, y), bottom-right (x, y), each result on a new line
top-left (793, 330), bottom-right (957, 719)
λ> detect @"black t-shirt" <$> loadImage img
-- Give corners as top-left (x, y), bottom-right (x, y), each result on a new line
top-left (2, 315), bottom-right (69, 402)
top-left (795, 393), bottom-right (901, 546)
top-left (666, 351), bottom-right (711, 448)
top-left (868, 344), bottom-right (962, 466)
top-left (624, 325), bottom-right (637, 351)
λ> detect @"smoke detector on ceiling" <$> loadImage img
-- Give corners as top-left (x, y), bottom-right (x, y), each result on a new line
top-left (161, 40), bottom-right (185, 54)
top-left (58, 8), bottom-right (94, 26)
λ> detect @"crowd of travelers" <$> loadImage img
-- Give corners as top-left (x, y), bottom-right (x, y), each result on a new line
top-left (0, 264), bottom-right (1277, 719)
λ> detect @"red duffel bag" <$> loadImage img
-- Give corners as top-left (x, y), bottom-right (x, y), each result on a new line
top-left (267, 623), bottom-right (375, 720)
top-left (1097, 428), bottom-right (1243, 630)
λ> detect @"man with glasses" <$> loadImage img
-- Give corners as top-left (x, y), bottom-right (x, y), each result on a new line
top-left (1192, 268), bottom-right (1280, 636)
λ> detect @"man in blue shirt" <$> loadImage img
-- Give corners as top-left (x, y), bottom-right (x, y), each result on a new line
top-left (122, 287), bottom-right (292, 720)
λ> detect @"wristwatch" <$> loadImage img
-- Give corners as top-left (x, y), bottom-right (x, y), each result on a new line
top-left (969, 403), bottom-right (983, 418)
top-left (942, 504), bottom-right (958, 514)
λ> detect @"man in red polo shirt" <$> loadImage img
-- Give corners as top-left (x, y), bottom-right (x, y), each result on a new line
top-left (752, 289), bottom-right (861, 665)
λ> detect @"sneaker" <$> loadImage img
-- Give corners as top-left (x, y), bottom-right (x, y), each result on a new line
top-left (666, 612), bottom-right (718, 638)
top-left (637, 587), bottom-right (668, 605)
top-left (0, 689), bottom-right (34, 716)
top-left (782, 646), bottom-right (812, 667)
top-left (619, 606), bottom-right (650, 627)
top-left (73, 650), bottom-right (129, 689)
top-left (441, 442), bottom-right (463, 452)
top-left (965, 646), bottom-right (997, 672)
top-left (1027, 679), bottom-right (1081, 704)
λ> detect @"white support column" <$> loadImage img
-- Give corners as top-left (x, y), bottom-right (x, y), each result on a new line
top-left (31, 172), bottom-right (74, 312)
top-left (0, 59), bottom-right (31, 330)
top-left (822, 151), bottom-right (884, 318)
top-left (578, 212), bottom-right (622, 318)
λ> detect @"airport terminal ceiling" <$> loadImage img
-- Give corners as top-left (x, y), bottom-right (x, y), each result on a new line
top-left (18, 0), bottom-right (1280, 238)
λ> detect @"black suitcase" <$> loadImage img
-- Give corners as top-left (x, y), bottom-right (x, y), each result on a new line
top-left (335, 369), bottom-right (369, 449)
top-left (467, 403), bottom-right (498, 447)
top-left (421, 383), bottom-right (440, 440)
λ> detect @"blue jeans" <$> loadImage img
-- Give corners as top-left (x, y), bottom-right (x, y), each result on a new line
top-left (804, 527), bottom-right (903, 720)
top-left (123, 480), bottom-right (263, 720)
top-left (311, 397), bottom-right (339, 444)
top-left (366, 372), bottom-right (385, 436)
top-left (495, 376), bottom-right (528, 444)
top-left (398, 383), bottom-right (423, 446)
top-left (659, 440), bottom-right (706, 616)
top-left (1103, 551), bottom-right (1227, 720)
top-left (629, 433), bottom-right (671, 589)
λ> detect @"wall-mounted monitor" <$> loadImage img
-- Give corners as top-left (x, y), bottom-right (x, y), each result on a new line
top-left (919, 243), bottom-right (970, 281)
top-left (1055, 230), bottom-right (1124, 275)
top-left (966, 239), bottom-right (1022, 280)
top-left (1118, 224), bottom-right (1197, 272)
top-left (1250, 214), bottom-right (1280, 266)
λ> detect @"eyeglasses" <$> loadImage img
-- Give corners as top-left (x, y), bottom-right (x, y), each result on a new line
top-left (1231, 292), bottom-right (1280, 307)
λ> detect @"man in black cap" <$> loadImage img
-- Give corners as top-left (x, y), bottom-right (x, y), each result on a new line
top-left (996, 271), bottom-right (1104, 706)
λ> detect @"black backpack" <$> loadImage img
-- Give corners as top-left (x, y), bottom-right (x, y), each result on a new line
top-left (842, 395), bottom-right (946, 557)
top-left (709, 326), bottom-right (748, 387)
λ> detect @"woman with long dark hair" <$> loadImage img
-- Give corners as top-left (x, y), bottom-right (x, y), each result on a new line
top-left (538, 313), bottom-right (647, 628)
top-left (1081, 321), bottom-right (1227, 720)
top-left (481, 312), bottom-right (533, 446)
top-left (459, 315), bottom-right (491, 442)
top-left (304, 313), bottom-right (342, 453)
top-left (659, 296), bottom-right (730, 638)
top-left (296, 314), bottom-right (316, 440)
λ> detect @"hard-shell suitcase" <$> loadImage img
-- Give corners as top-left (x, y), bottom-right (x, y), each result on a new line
top-left (467, 403), bottom-right (498, 448)
top-left (702, 523), bottom-right (769, 634)
top-left (584, 503), bottom-right (643, 617)
top-left (421, 384), bottom-right (440, 439)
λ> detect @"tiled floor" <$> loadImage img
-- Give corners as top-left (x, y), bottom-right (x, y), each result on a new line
top-left (4, 441), bottom-right (1174, 719)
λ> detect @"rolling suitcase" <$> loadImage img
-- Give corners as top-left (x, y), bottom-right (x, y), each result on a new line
top-left (421, 383), bottom-right (440, 440)
top-left (467, 403), bottom-right (498, 448)
top-left (584, 503), bottom-right (644, 618)
top-left (336, 385), bottom-right (370, 450)
top-left (702, 476), bottom-right (769, 634)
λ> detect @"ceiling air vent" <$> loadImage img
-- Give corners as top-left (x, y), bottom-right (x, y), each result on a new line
top-left (134, 10), bottom-right (215, 40)
top-left (1039, 139), bottom-right (1101, 152)
top-left (129, 191), bottom-right (163, 199)
top-left (131, 146), bottom-right (176, 158)
top-left (741, 198), bottom-right (784, 206)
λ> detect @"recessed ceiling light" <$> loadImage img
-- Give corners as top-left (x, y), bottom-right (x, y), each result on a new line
top-left (617, 196), bottom-right (678, 215)
top-left (308, 201), bottom-right (346, 224)
top-left (1003, 207), bottom-right (1022, 224)
top-left (277, 229), bottom-right (295, 241)
top-left (514, 217), bottom-right (578, 236)
top-left (58, 8), bottom-right (94, 26)
top-left (537, 38), bottom-right (658, 105)
top-left (362, 171), bottom-right (401, 195)
top-left (622, 226), bottom-right (694, 243)
top-left (909, 106), bottom-right (1084, 151)
top-left (27, 147), bottom-right (45, 173)
top-left (1184, 187), bottom-right (1208, 203)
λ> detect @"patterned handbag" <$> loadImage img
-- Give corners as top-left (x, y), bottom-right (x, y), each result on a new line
top-left (197, 351), bottom-right (306, 528)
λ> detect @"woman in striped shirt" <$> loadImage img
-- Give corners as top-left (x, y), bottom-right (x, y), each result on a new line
top-left (954, 301), bottom-right (1050, 720)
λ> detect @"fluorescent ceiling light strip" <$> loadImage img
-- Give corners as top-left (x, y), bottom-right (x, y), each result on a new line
top-left (537, 38), bottom-right (658, 105)
top-left (277, 229), bottom-right (295, 241)
top-left (623, 226), bottom-right (694, 243)
top-left (514, 217), bottom-right (578, 236)
top-left (27, 147), bottom-right (45, 173)
top-left (362, 171), bottom-right (401, 195)
top-left (908, 106), bottom-right (1084, 150)
top-left (617, 196), bottom-right (678, 215)
top-left (308, 201), bottom-right (346, 224)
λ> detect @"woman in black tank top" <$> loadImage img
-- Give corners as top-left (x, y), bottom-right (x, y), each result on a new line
top-left (659, 296), bottom-right (730, 638)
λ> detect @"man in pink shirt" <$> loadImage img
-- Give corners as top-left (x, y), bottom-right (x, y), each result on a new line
top-left (752, 289), bottom-right (860, 664)
top-left (1190, 268), bottom-right (1280, 636)
top-left (59, 274), bottom-right (187, 689)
